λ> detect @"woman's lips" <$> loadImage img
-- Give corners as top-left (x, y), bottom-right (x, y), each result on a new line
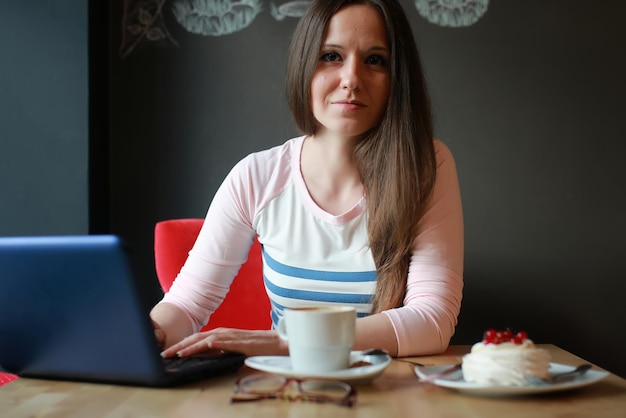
top-left (333, 100), bottom-right (366, 110)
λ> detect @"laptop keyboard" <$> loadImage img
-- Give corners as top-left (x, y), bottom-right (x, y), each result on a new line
top-left (164, 357), bottom-right (213, 373)
top-left (163, 354), bottom-right (240, 373)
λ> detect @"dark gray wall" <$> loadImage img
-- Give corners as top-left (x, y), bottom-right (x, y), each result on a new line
top-left (108, 1), bottom-right (625, 377)
top-left (416, 2), bottom-right (626, 376)
top-left (0, 1), bottom-right (89, 235)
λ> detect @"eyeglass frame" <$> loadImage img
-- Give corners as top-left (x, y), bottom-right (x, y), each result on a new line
top-left (230, 373), bottom-right (357, 407)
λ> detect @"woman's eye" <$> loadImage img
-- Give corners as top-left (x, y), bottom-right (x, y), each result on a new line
top-left (321, 52), bottom-right (341, 62)
top-left (366, 55), bottom-right (387, 66)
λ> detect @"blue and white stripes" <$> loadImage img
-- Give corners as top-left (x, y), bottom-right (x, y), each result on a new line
top-left (262, 247), bottom-right (376, 328)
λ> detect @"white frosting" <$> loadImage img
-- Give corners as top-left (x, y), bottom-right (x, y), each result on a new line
top-left (462, 340), bottom-right (551, 386)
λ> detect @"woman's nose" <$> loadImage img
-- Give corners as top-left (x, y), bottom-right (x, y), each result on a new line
top-left (340, 59), bottom-right (360, 91)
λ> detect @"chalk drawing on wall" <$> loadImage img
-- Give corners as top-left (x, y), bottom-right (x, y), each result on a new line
top-left (414, 0), bottom-right (489, 28)
top-left (270, 1), bottom-right (311, 21)
top-left (119, 0), bottom-right (489, 58)
top-left (172, 0), bottom-right (263, 36)
top-left (120, 0), bottom-right (179, 58)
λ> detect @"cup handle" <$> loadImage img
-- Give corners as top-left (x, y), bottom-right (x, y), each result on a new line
top-left (277, 317), bottom-right (288, 341)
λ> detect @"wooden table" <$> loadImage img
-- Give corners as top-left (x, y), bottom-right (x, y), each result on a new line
top-left (1, 345), bottom-right (625, 418)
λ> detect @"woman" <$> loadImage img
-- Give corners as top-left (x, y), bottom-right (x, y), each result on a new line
top-left (152, 0), bottom-right (463, 359)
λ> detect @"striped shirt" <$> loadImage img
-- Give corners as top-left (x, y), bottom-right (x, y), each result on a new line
top-left (162, 136), bottom-right (464, 356)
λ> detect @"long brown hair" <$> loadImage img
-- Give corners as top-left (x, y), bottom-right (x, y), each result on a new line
top-left (286, 0), bottom-right (436, 313)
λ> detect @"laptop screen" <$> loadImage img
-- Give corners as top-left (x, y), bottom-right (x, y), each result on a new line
top-left (0, 235), bottom-right (169, 383)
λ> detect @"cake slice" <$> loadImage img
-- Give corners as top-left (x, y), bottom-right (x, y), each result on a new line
top-left (462, 329), bottom-right (551, 386)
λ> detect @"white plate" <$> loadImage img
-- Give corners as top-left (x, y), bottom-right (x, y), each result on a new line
top-left (245, 351), bottom-right (391, 384)
top-left (414, 362), bottom-right (609, 396)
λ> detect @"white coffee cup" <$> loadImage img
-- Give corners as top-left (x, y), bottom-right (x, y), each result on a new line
top-left (277, 306), bottom-right (356, 373)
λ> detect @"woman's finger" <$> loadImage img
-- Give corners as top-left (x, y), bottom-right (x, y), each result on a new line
top-left (152, 320), bottom-right (166, 350)
top-left (160, 332), bottom-right (212, 357)
top-left (174, 339), bottom-right (219, 357)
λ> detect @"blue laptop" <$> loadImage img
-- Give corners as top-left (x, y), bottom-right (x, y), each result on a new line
top-left (0, 235), bottom-right (244, 386)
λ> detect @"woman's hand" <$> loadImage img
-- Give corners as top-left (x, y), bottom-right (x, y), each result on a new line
top-left (152, 319), bottom-right (166, 350)
top-left (160, 328), bottom-right (289, 359)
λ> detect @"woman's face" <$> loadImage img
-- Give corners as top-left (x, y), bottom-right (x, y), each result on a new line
top-left (310, 4), bottom-right (391, 140)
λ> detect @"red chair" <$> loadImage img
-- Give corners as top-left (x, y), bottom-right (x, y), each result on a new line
top-left (154, 218), bottom-right (271, 331)
top-left (0, 372), bottom-right (18, 387)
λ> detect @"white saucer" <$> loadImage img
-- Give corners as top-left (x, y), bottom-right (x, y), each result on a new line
top-left (245, 350), bottom-right (391, 384)
top-left (414, 362), bottom-right (609, 396)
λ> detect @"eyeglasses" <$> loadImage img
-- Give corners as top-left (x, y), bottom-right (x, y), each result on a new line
top-left (230, 374), bottom-right (357, 407)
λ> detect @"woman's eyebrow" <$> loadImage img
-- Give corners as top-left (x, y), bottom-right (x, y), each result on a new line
top-left (369, 45), bottom-right (389, 53)
top-left (321, 43), bottom-right (343, 50)
top-left (321, 43), bottom-right (389, 53)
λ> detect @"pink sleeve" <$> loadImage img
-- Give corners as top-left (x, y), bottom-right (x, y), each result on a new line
top-left (160, 144), bottom-right (291, 331)
top-left (382, 140), bottom-right (464, 356)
